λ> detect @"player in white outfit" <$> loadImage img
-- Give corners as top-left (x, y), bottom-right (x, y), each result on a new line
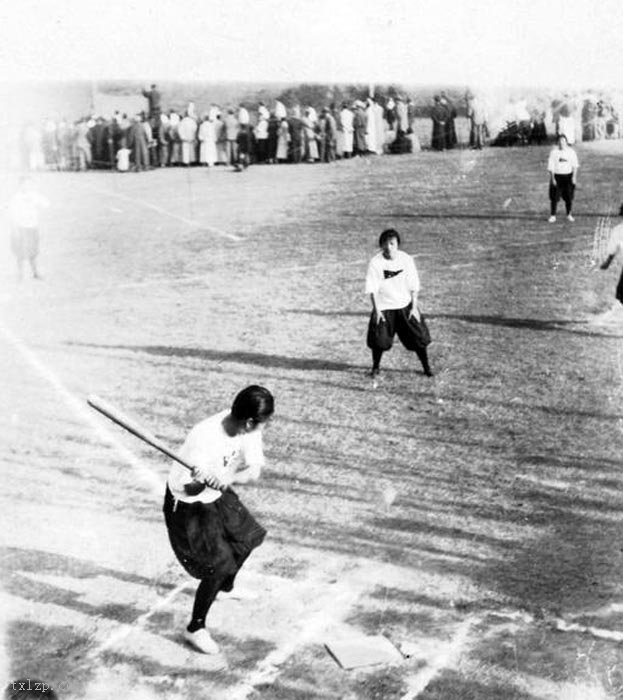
top-left (365, 229), bottom-right (433, 377)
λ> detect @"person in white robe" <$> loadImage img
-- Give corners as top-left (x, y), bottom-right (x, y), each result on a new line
top-left (199, 116), bottom-right (217, 166)
top-left (276, 118), bottom-right (290, 161)
top-left (340, 104), bottom-right (354, 156)
top-left (238, 105), bottom-right (250, 126)
top-left (365, 98), bottom-right (378, 154)
top-left (179, 114), bottom-right (198, 165)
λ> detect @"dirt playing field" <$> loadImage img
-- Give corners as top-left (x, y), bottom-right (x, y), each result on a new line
top-left (1, 142), bottom-right (623, 699)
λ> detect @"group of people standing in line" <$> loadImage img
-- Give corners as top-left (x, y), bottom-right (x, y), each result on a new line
top-left (581, 94), bottom-right (621, 141)
top-left (19, 85), bottom-right (428, 174)
top-left (16, 84), bottom-right (623, 175)
top-left (493, 92), bottom-right (623, 149)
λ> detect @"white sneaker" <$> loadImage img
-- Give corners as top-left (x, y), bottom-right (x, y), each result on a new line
top-left (567, 214), bottom-right (575, 222)
top-left (548, 215), bottom-right (556, 223)
top-left (184, 627), bottom-right (220, 654)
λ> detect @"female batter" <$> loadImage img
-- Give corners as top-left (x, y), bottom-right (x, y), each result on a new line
top-left (163, 385), bottom-right (274, 654)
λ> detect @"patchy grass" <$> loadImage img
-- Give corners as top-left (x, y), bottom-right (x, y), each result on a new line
top-left (261, 554), bottom-right (311, 580)
top-left (2, 143), bottom-right (623, 698)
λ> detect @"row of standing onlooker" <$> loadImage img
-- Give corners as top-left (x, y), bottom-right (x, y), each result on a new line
top-left (18, 91), bottom-right (426, 173)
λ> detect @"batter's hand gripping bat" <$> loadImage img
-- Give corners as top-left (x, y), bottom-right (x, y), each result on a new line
top-left (87, 394), bottom-right (226, 491)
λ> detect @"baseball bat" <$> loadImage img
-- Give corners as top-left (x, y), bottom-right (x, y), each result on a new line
top-left (86, 394), bottom-right (226, 491)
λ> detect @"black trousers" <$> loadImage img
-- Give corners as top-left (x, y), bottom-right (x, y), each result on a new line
top-left (549, 174), bottom-right (575, 215)
top-left (163, 486), bottom-right (265, 628)
top-left (367, 304), bottom-right (432, 374)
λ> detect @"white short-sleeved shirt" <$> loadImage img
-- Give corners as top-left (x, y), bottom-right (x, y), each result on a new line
top-left (365, 250), bottom-right (421, 311)
top-left (547, 146), bottom-right (579, 175)
top-left (607, 222), bottom-right (623, 258)
top-left (167, 410), bottom-right (265, 504)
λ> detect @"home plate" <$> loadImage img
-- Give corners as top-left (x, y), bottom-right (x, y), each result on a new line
top-left (325, 635), bottom-right (404, 669)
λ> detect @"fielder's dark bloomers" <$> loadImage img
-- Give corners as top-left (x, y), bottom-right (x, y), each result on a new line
top-left (163, 385), bottom-right (273, 654)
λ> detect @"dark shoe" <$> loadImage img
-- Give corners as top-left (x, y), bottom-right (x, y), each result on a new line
top-left (368, 367), bottom-right (381, 377)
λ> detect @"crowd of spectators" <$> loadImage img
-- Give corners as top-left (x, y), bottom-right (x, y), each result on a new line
top-left (18, 85), bottom-right (428, 173)
top-left (581, 94), bottom-right (620, 141)
top-left (16, 85), bottom-right (623, 172)
top-left (492, 92), bottom-right (622, 148)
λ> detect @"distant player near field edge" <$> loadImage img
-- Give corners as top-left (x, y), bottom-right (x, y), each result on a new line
top-left (600, 204), bottom-right (623, 306)
top-left (365, 228), bottom-right (433, 378)
top-left (547, 133), bottom-right (579, 223)
top-left (8, 176), bottom-right (49, 281)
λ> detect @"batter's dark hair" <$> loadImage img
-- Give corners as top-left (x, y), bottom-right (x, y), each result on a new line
top-left (619, 203), bottom-right (623, 216)
top-left (231, 385), bottom-right (274, 423)
top-left (378, 229), bottom-right (401, 247)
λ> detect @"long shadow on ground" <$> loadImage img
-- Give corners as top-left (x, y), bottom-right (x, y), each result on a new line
top-left (471, 497), bottom-right (623, 617)
top-left (0, 546), bottom-right (178, 623)
top-left (67, 343), bottom-right (362, 372)
top-left (285, 310), bottom-right (623, 337)
top-left (341, 210), bottom-right (615, 221)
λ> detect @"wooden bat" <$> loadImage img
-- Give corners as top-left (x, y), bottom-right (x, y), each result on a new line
top-left (87, 394), bottom-right (226, 491)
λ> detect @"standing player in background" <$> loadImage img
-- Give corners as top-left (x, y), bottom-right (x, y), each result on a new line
top-left (600, 204), bottom-right (623, 308)
top-left (365, 229), bottom-right (433, 378)
top-left (547, 134), bottom-right (579, 222)
top-left (8, 176), bottom-right (49, 281)
top-left (163, 386), bottom-right (274, 655)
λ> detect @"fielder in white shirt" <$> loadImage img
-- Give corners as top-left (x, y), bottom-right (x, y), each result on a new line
top-left (365, 229), bottom-right (433, 378)
top-left (8, 176), bottom-right (49, 280)
top-left (547, 134), bottom-right (579, 222)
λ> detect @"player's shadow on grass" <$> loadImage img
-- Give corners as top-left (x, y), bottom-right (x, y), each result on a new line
top-left (287, 310), bottom-right (623, 338)
top-left (350, 210), bottom-right (616, 221)
top-left (357, 211), bottom-right (544, 221)
top-left (70, 343), bottom-right (363, 372)
top-left (429, 477), bottom-right (623, 617)
top-left (473, 503), bottom-right (623, 617)
top-left (432, 312), bottom-right (623, 337)
top-left (0, 546), bottom-right (180, 621)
